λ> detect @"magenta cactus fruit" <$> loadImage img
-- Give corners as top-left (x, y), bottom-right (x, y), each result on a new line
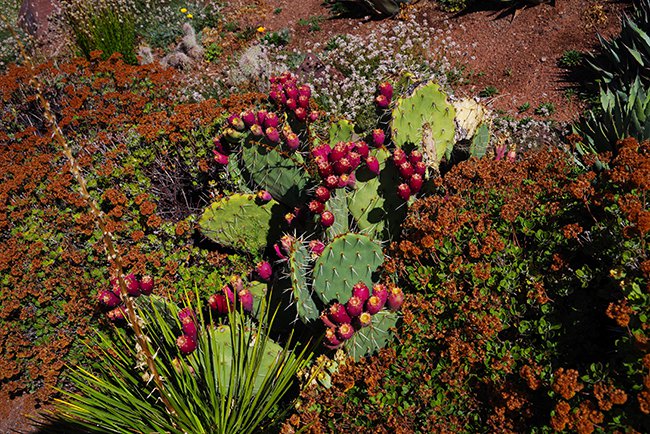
top-left (285, 85), bottom-right (299, 100)
top-left (347, 152), bottom-right (361, 170)
top-left (317, 160), bottom-right (333, 178)
top-left (337, 174), bottom-right (350, 188)
top-left (345, 296), bottom-right (364, 317)
top-left (409, 173), bottom-right (423, 193)
top-left (355, 141), bottom-right (369, 158)
top-left (320, 210), bottom-right (335, 227)
top-left (124, 274), bottom-right (140, 297)
top-left (250, 124), bottom-right (264, 137)
top-left (285, 132), bottom-right (300, 150)
top-left (387, 286), bottom-right (405, 311)
top-left (324, 327), bottom-right (341, 348)
top-left (372, 283), bottom-right (389, 304)
top-left (414, 161), bottom-right (426, 176)
top-left (397, 183), bottom-right (411, 201)
top-left (256, 261), bottom-right (273, 281)
top-left (228, 115), bottom-right (245, 131)
top-left (178, 307), bottom-right (195, 321)
top-left (308, 111), bottom-right (319, 122)
top-left (265, 127), bottom-right (280, 143)
top-left (312, 143), bottom-right (331, 159)
top-left (285, 212), bottom-right (296, 225)
top-left (230, 276), bottom-right (244, 293)
top-left (321, 313), bottom-right (337, 329)
top-left (298, 94), bottom-right (310, 108)
top-left (308, 239), bottom-right (325, 256)
top-left (352, 282), bottom-right (370, 303)
top-left (399, 161), bottom-right (414, 179)
top-left (139, 275), bottom-right (154, 295)
top-left (409, 149), bottom-right (423, 164)
top-left (336, 323), bottom-right (355, 341)
top-left (298, 84), bottom-right (312, 98)
top-left (392, 148), bottom-right (407, 166)
top-left (213, 150), bottom-right (229, 165)
top-left (107, 306), bottom-right (126, 323)
top-left (176, 335), bottom-right (197, 355)
top-left (208, 293), bottom-right (229, 314)
top-left (222, 284), bottom-right (235, 306)
top-left (237, 288), bottom-right (254, 312)
top-left (333, 158), bottom-right (352, 175)
top-left (264, 112), bottom-right (279, 128)
top-left (256, 190), bottom-right (273, 203)
top-left (241, 110), bottom-right (257, 127)
top-left (324, 175), bottom-right (339, 189)
top-left (309, 200), bottom-right (325, 214)
top-left (330, 142), bottom-right (348, 161)
top-left (375, 94), bottom-right (390, 109)
top-left (378, 81), bottom-right (393, 100)
top-left (294, 107), bottom-right (308, 121)
top-left (328, 302), bottom-right (352, 324)
top-left (365, 155), bottom-right (380, 175)
top-left (98, 290), bottom-right (121, 308)
top-left (314, 185), bottom-right (331, 202)
top-left (257, 110), bottom-right (268, 125)
top-left (181, 315), bottom-right (198, 339)
top-left (371, 129), bottom-right (385, 147)
top-left (365, 295), bottom-right (384, 315)
top-left (356, 312), bottom-right (373, 328)
top-left (286, 98), bottom-right (297, 110)
top-left (213, 137), bottom-right (223, 152)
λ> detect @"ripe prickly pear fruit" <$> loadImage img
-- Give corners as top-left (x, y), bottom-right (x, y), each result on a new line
top-left (285, 212), bottom-right (296, 225)
top-left (230, 276), bottom-right (244, 293)
top-left (222, 284), bottom-right (235, 306)
top-left (213, 137), bottom-right (224, 153)
top-left (241, 110), bottom-right (257, 127)
top-left (250, 124), bottom-right (264, 137)
top-left (285, 85), bottom-right (299, 100)
top-left (375, 94), bottom-right (390, 109)
top-left (298, 84), bottom-right (312, 98)
top-left (265, 127), bottom-right (280, 143)
top-left (372, 129), bottom-right (385, 147)
top-left (285, 132), bottom-right (300, 150)
top-left (336, 323), bottom-right (355, 341)
top-left (176, 335), bottom-right (197, 355)
top-left (409, 174), bottom-right (423, 193)
top-left (365, 155), bottom-right (380, 175)
top-left (228, 115), bottom-right (245, 131)
top-left (139, 275), bottom-right (154, 295)
top-left (98, 290), bottom-right (121, 308)
top-left (315, 185), bottom-right (331, 202)
top-left (345, 296), bottom-right (364, 317)
top-left (178, 307), bottom-right (195, 321)
top-left (324, 175), bottom-right (339, 189)
top-left (324, 327), bottom-right (341, 348)
top-left (213, 150), bottom-right (229, 165)
top-left (330, 142), bottom-right (348, 161)
top-left (309, 200), bottom-right (325, 214)
top-left (298, 94), bottom-right (310, 108)
top-left (399, 161), bottom-right (414, 179)
top-left (181, 315), bottom-right (198, 339)
top-left (414, 161), bottom-right (426, 176)
top-left (333, 158), bottom-right (352, 175)
top-left (321, 313), bottom-right (337, 329)
top-left (308, 239), bottom-right (325, 257)
top-left (124, 274), bottom-right (140, 297)
top-left (409, 150), bottom-right (423, 164)
top-left (237, 288), bottom-right (254, 312)
top-left (392, 148), bottom-right (407, 166)
top-left (387, 286), bottom-right (404, 311)
top-left (264, 112), bottom-right (279, 129)
top-left (355, 141), bottom-right (369, 158)
top-left (208, 293), bottom-right (229, 314)
top-left (365, 295), bottom-right (384, 315)
top-left (294, 107), bottom-right (308, 121)
top-left (347, 152), bottom-right (361, 170)
top-left (308, 111), bottom-right (319, 122)
top-left (346, 172), bottom-right (356, 188)
top-left (352, 282), bottom-right (370, 303)
top-left (329, 302), bottom-right (351, 324)
top-left (256, 190), bottom-right (273, 203)
top-left (355, 311), bottom-right (373, 328)
top-left (378, 81), bottom-right (393, 100)
top-left (312, 143), bottom-right (331, 159)
top-left (372, 283), bottom-right (389, 304)
top-left (107, 306), bottom-right (126, 323)
top-left (255, 261), bottom-right (272, 281)
top-left (397, 183), bottom-right (411, 201)
top-left (286, 98), bottom-right (297, 110)
top-left (317, 160), bottom-right (332, 178)
top-left (257, 110), bottom-right (268, 126)
top-left (320, 210), bottom-right (335, 227)
top-left (337, 174), bottom-right (350, 188)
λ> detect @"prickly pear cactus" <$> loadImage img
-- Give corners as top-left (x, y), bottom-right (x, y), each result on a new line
top-left (345, 310), bottom-right (398, 361)
top-left (392, 82), bottom-right (456, 167)
top-left (312, 233), bottom-right (383, 305)
top-left (199, 193), bottom-right (283, 253)
top-left (453, 97), bottom-right (489, 142)
top-left (348, 148), bottom-right (405, 239)
top-left (287, 238), bottom-right (319, 322)
top-left (325, 190), bottom-right (349, 240)
top-left (329, 119), bottom-right (356, 144)
top-left (240, 141), bottom-right (312, 207)
top-left (470, 123), bottom-right (491, 158)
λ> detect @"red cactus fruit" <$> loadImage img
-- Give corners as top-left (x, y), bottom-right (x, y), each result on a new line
top-left (285, 212), bottom-right (296, 225)
top-left (285, 98), bottom-right (297, 110)
top-left (256, 190), bottom-right (273, 203)
top-left (378, 81), bottom-right (393, 100)
top-left (336, 323), bottom-right (355, 341)
top-left (397, 183), bottom-right (411, 201)
top-left (308, 111), bottom-right (319, 122)
top-left (354, 141), bottom-right (369, 158)
top-left (237, 288), bottom-right (254, 312)
top-left (414, 161), bottom-right (427, 176)
top-left (230, 276), bottom-right (244, 293)
top-left (139, 275), bottom-right (154, 295)
top-left (387, 286), bottom-right (405, 311)
top-left (321, 313), bottom-right (337, 329)
top-left (315, 185), bottom-right (331, 202)
top-left (298, 94), bottom-right (310, 108)
top-left (347, 152), bottom-right (361, 170)
top-left (312, 143), bottom-right (331, 159)
top-left (208, 293), bottom-right (229, 314)
top-left (107, 306), bottom-right (126, 322)
top-left (256, 261), bottom-right (272, 281)
top-left (372, 283), bottom-right (389, 304)
top-left (330, 142), bottom-right (348, 161)
top-left (265, 127), bottom-right (280, 143)
top-left (409, 150), bottom-right (423, 164)
top-left (324, 327), bottom-right (342, 348)
top-left (274, 243), bottom-right (286, 260)
top-left (392, 148), bottom-right (407, 166)
top-left (352, 282), bottom-right (370, 303)
top-left (308, 239), bottom-right (325, 257)
top-left (298, 84), bottom-right (312, 98)
top-left (355, 312), bottom-right (373, 328)
top-left (285, 85), bottom-right (299, 100)
top-left (409, 173), bottom-right (423, 193)
top-left (346, 172), bottom-right (356, 188)
top-left (181, 315), bottom-right (198, 339)
top-left (365, 155), bottom-right (380, 175)
top-left (320, 210), bottom-right (335, 227)
top-left (257, 110), bottom-right (268, 125)
top-left (98, 290), bottom-right (121, 308)
top-left (250, 124), bottom-right (264, 137)
top-left (241, 110), bottom-right (257, 127)
top-left (222, 285), bottom-right (235, 308)
top-left (176, 335), bottom-right (197, 355)
top-left (375, 94), bottom-right (390, 109)
top-left (264, 112), bottom-right (279, 128)
top-left (213, 150), bottom-right (229, 165)
top-left (345, 296), bottom-right (364, 317)
top-left (333, 158), bottom-right (352, 175)
top-left (285, 133), bottom-right (300, 150)
top-left (337, 174), bottom-right (350, 188)
top-left (228, 115), bottom-right (245, 131)
top-left (329, 302), bottom-right (352, 324)
top-left (178, 307), bottom-right (195, 321)
top-left (324, 175), bottom-right (339, 189)
top-left (372, 129), bottom-right (385, 147)
top-left (399, 161), bottom-right (414, 179)
top-left (309, 200), bottom-right (325, 214)
top-left (317, 160), bottom-right (333, 178)
top-left (366, 295), bottom-right (384, 315)
top-left (294, 107), bottom-right (308, 121)
top-left (124, 273), bottom-right (140, 297)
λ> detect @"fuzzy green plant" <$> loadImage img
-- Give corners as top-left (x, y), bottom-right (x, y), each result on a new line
top-left (42, 295), bottom-right (313, 433)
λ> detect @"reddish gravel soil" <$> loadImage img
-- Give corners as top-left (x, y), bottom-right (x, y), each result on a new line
top-left (1, 0), bottom-right (632, 432)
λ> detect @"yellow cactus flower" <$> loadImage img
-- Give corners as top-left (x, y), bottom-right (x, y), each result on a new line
top-left (180, 7), bottom-right (187, 13)
top-left (186, 13), bottom-right (193, 19)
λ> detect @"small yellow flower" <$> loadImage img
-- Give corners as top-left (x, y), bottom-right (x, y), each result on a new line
top-left (180, 7), bottom-right (187, 13)
top-left (186, 13), bottom-right (193, 19)
top-left (257, 26), bottom-right (265, 33)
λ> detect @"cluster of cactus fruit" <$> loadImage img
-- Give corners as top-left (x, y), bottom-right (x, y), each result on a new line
top-left (98, 273), bottom-right (154, 323)
top-left (269, 71), bottom-right (320, 123)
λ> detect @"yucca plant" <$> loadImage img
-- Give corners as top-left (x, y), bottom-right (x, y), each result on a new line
top-left (586, 0), bottom-right (650, 93)
top-left (41, 293), bottom-right (314, 433)
top-left (575, 77), bottom-right (650, 164)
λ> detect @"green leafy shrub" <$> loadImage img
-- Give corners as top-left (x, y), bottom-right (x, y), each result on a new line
top-left (285, 140), bottom-right (649, 432)
top-left (557, 49), bottom-right (584, 68)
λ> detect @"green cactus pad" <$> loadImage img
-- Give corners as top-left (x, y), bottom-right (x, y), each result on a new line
top-left (312, 233), bottom-right (383, 305)
top-left (470, 123), bottom-right (490, 158)
top-left (391, 82), bottom-right (456, 167)
top-left (325, 190), bottom-right (349, 240)
top-left (240, 141), bottom-right (312, 207)
top-left (199, 193), bottom-right (283, 253)
top-left (329, 119), bottom-right (356, 144)
top-left (287, 239), bottom-right (319, 322)
top-left (249, 280), bottom-right (268, 320)
top-left (348, 148), bottom-right (406, 240)
top-left (345, 310), bottom-right (398, 361)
